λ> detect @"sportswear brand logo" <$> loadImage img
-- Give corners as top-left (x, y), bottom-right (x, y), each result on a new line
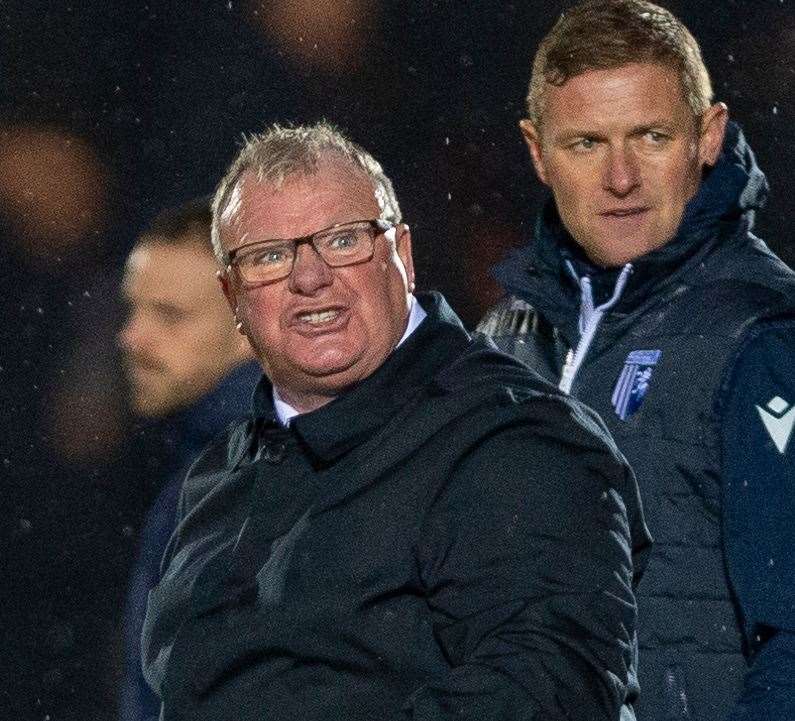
top-left (756, 396), bottom-right (795, 454)
top-left (612, 350), bottom-right (662, 421)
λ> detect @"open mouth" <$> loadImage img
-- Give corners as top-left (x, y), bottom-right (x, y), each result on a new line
top-left (291, 306), bottom-right (349, 333)
top-left (298, 309), bottom-right (340, 325)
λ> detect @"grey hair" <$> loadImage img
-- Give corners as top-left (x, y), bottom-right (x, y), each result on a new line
top-left (210, 121), bottom-right (402, 263)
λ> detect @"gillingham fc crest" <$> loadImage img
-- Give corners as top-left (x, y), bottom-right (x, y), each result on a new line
top-left (612, 350), bottom-right (662, 420)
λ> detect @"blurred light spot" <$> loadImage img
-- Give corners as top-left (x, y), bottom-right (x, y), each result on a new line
top-left (246, 0), bottom-right (378, 72)
top-left (48, 360), bottom-right (126, 466)
top-left (0, 126), bottom-right (110, 269)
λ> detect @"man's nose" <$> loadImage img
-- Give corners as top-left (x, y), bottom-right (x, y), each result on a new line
top-left (602, 145), bottom-right (641, 197)
top-left (288, 243), bottom-right (334, 295)
top-left (118, 313), bottom-right (144, 353)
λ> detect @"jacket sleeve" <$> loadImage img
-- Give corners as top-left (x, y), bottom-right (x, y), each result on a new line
top-left (119, 477), bottom-right (182, 721)
top-left (405, 398), bottom-right (646, 721)
top-left (720, 321), bottom-right (795, 721)
top-left (475, 296), bottom-right (563, 384)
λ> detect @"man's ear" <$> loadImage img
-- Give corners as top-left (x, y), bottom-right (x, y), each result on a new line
top-left (519, 118), bottom-right (549, 186)
top-left (217, 270), bottom-right (253, 356)
top-left (395, 223), bottom-right (415, 293)
top-left (217, 268), bottom-right (243, 326)
top-left (698, 102), bottom-right (729, 167)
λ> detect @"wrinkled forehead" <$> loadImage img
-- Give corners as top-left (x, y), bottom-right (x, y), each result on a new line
top-left (219, 161), bottom-right (380, 245)
top-left (540, 63), bottom-right (694, 137)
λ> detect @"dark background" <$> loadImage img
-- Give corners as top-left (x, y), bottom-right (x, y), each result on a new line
top-left (1, 1), bottom-right (793, 719)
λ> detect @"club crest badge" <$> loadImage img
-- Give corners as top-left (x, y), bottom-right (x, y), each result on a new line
top-left (612, 350), bottom-right (662, 420)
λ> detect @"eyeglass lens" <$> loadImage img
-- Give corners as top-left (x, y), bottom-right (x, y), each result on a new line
top-left (234, 221), bottom-right (377, 283)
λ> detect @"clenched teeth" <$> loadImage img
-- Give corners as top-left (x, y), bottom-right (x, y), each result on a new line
top-left (299, 309), bottom-right (340, 324)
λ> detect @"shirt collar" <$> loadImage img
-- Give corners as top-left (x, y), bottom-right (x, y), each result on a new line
top-left (272, 293), bottom-right (427, 427)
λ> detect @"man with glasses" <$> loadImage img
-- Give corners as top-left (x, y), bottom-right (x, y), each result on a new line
top-left (140, 122), bottom-right (651, 721)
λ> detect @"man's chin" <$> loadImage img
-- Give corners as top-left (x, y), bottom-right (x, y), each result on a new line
top-left (130, 388), bottom-right (180, 419)
top-left (271, 355), bottom-right (376, 407)
top-left (298, 363), bottom-right (365, 395)
top-left (579, 236), bottom-right (653, 268)
top-left (287, 345), bottom-right (368, 379)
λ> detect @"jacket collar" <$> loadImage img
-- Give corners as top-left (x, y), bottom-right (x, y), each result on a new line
top-left (250, 292), bottom-right (471, 464)
top-left (493, 122), bottom-right (768, 323)
top-left (183, 360), bottom-right (261, 435)
top-left (158, 359), bottom-right (261, 465)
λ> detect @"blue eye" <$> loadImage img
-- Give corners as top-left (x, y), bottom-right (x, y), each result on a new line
top-left (645, 131), bottom-right (669, 144)
top-left (570, 137), bottom-right (597, 152)
top-left (246, 244), bottom-right (292, 266)
top-left (328, 232), bottom-right (359, 250)
top-left (258, 251), bottom-right (283, 265)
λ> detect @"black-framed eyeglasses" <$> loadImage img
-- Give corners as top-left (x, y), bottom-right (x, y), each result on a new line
top-left (223, 218), bottom-right (394, 286)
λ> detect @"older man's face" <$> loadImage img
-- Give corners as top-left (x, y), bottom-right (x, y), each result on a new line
top-left (522, 62), bottom-right (727, 267)
top-left (219, 162), bottom-right (414, 413)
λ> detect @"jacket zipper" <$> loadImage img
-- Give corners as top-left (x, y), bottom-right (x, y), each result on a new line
top-left (558, 261), bottom-right (633, 394)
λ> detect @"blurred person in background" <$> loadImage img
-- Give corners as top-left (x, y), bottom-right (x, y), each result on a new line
top-left (117, 198), bottom-right (258, 721)
top-left (140, 122), bottom-right (651, 720)
top-left (478, 2), bottom-right (795, 720)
